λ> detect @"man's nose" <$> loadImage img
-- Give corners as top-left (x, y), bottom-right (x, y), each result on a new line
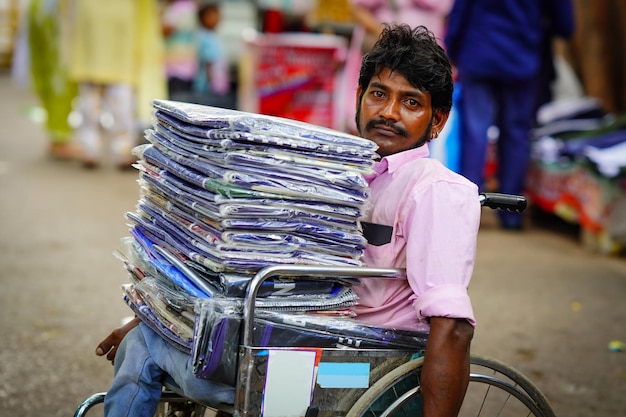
top-left (380, 98), bottom-right (401, 121)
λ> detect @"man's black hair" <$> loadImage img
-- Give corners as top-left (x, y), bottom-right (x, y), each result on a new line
top-left (357, 24), bottom-right (453, 114)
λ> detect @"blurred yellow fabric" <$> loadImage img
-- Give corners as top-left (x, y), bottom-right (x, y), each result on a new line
top-left (68, 0), bottom-right (166, 123)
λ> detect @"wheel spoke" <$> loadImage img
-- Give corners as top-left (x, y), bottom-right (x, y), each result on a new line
top-left (347, 355), bottom-right (556, 417)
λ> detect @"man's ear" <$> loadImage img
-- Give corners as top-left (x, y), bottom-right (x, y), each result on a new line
top-left (355, 86), bottom-right (363, 113)
top-left (433, 109), bottom-right (450, 135)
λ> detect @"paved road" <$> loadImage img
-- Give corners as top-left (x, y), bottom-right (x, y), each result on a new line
top-left (1, 72), bottom-right (625, 417)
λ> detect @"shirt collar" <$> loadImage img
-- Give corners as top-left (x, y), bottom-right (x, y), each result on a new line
top-left (370, 145), bottom-right (430, 181)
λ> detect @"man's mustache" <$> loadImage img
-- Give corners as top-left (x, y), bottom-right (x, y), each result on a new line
top-left (365, 119), bottom-right (409, 137)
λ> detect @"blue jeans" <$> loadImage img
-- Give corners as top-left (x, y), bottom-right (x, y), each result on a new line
top-left (459, 76), bottom-right (535, 227)
top-left (104, 323), bottom-right (235, 417)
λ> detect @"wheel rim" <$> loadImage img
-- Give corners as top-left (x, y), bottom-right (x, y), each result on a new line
top-left (347, 355), bottom-right (556, 417)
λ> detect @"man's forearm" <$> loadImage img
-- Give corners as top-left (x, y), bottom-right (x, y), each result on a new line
top-left (421, 317), bottom-right (474, 417)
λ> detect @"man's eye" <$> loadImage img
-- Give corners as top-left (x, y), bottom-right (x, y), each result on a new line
top-left (372, 91), bottom-right (384, 98)
top-left (407, 98), bottom-right (418, 107)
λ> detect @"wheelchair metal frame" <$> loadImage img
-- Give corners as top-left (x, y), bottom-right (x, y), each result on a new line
top-left (74, 193), bottom-right (548, 417)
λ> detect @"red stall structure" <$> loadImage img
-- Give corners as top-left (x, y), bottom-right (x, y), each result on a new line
top-left (238, 31), bottom-right (348, 131)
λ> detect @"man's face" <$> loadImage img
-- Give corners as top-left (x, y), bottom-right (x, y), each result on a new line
top-left (356, 68), bottom-right (448, 158)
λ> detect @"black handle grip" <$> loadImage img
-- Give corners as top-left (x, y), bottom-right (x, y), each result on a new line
top-left (479, 193), bottom-right (527, 213)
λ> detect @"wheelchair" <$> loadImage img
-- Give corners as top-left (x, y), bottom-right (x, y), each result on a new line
top-left (75, 194), bottom-right (553, 417)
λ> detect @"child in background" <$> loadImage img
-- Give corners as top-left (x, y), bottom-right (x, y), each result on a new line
top-left (161, 0), bottom-right (199, 100)
top-left (192, 2), bottom-right (235, 109)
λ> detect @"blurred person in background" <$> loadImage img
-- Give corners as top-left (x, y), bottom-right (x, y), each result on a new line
top-left (343, 0), bottom-right (453, 133)
top-left (350, 0), bottom-right (452, 50)
top-left (533, 10), bottom-right (576, 124)
top-left (444, 0), bottom-right (574, 230)
top-left (189, 1), bottom-right (236, 109)
top-left (255, 0), bottom-right (313, 33)
top-left (21, 0), bottom-right (78, 160)
top-left (161, 0), bottom-right (199, 101)
top-left (68, 0), bottom-right (167, 169)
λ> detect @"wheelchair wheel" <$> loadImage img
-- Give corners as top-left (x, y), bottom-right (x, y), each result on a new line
top-left (346, 354), bottom-right (556, 417)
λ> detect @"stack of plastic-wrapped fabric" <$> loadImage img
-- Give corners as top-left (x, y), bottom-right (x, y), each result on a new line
top-left (531, 97), bottom-right (626, 174)
top-left (114, 100), bottom-right (428, 385)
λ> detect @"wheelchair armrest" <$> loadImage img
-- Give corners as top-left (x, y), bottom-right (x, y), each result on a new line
top-left (241, 265), bottom-right (405, 346)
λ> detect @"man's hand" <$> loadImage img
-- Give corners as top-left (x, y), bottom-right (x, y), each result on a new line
top-left (95, 317), bottom-right (141, 365)
top-left (421, 317), bottom-right (474, 417)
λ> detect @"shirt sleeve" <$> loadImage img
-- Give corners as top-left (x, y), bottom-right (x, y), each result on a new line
top-left (403, 179), bottom-right (480, 325)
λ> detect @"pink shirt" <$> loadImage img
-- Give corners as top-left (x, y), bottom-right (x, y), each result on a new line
top-left (352, 146), bottom-right (480, 331)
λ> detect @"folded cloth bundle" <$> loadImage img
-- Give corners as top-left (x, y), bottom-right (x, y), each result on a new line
top-left (192, 298), bottom-right (428, 385)
top-left (114, 100), bottom-right (380, 354)
top-left (127, 100), bottom-right (378, 280)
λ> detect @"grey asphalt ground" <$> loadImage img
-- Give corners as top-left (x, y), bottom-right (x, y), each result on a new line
top-left (1, 71), bottom-right (625, 417)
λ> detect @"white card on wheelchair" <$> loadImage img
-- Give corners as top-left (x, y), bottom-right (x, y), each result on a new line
top-left (263, 350), bottom-right (316, 417)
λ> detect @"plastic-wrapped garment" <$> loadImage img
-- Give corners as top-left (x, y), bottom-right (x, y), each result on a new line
top-left (127, 213), bottom-right (226, 273)
top-left (141, 180), bottom-right (359, 232)
top-left (139, 160), bottom-right (220, 208)
top-left (135, 203), bottom-right (300, 260)
top-left (131, 278), bottom-right (196, 342)
top-left (123, 284), bottom-right (193, 353)
top-left (140, 185), bottom-right (364, 251)
top-left (130, 218), bottom-right (363, 273)
top-left (116, 232), bottom-right (214, 297)
top-left (146, 127), bottom-right (370, 192)
top-left (127, 197), bottom-right (365, 272)
top-left (115, 99), bottom-right (382, 354)
top-left (139, 190), bottom-right (365, 259)
top-left (192, 299), bottom-right (428, 385)
top-left (254, 311), bottom-right (428, 349)
top-left (138, 164), bottom-right (363, 222)
top-left (153, 119), bottom-right (373, 167)
top-left (125, 227), bottom-right (360, 300)
top-left (210, 272), bottom-right (356, 298)
top-left (135, 144), bottom-right (275, 201)
top-left (192, 298), bottom-right (242, 385)
top-left (137, 143), bottom-right (369, 208)
top-left (130, 209), bottom-right (323, 272)
top-left (126, 229), bottom-right (218, 298)
top-left (142, 240), bottom-right (359, 298)
top-left (151, 99), bottom-right (378, 155)
top-left (127, 210), bottom-right (227, 272)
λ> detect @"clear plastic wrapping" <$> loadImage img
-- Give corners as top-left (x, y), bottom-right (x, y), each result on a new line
top-left (139, 165), bottom-right (363, 223)
top-left (151, 123), bottom-right (373, 177)
top-left (191, 298), bottom-right (429, 385)
top-left (130, 278), bottom-right (196, 341)
top-left (114, 100), bottom-right (388, 370)
top-left (126, 191), bottom-right (366, 274)
top-left (122, 284), bottom-right (193, 353)
top-left (137, 143), bottom-right (368, 208)
top-left (151, 100), bottom-right (378, 156)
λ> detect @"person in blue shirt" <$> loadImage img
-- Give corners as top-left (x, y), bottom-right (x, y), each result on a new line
top-left (192, 2), bottom-right (233, 107)
top-left (445, 0), bottom-right (574, 230)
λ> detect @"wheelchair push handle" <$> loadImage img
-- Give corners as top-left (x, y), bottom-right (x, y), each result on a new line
top-left (479, 193), bottom-right (527, 213)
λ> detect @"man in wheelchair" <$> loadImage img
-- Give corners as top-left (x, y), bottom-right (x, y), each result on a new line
top-left (96, 24), bottom-right (480, 417)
